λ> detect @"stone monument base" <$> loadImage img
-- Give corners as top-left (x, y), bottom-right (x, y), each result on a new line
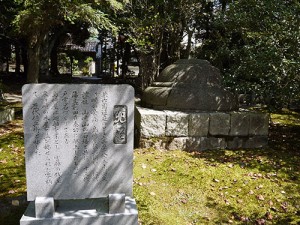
top-left (20, 197), bottom-right (138, 225)
top-left (135, 106), bottom-right (269, 151)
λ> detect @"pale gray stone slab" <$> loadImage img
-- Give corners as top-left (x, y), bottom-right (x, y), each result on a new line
top-left (249, 113), bottom-right (269, 136)
top-left (35, 197), bottom-right (55, 218)
top-left (20, 197), bottom-right (138, 225)
top-left (108, 194), bottom-right (125, 214)
top-left (188, 113), bottom-right (209, 136)
top-left (22, 84), bottom-right (134, 201)
top-left (135, 107), bottom-right (166, 138)
top-left (165, 111), bottom-right (189, 136)
top-left (229, 112), bottom-right (250, 136)
top-left (209, 113), bottom-right (230, 136)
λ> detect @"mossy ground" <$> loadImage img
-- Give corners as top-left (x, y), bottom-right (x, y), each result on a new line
top-left (0, 110), bottom-right (299, 225)
top-left (134, 110), bottom-right (300, 225)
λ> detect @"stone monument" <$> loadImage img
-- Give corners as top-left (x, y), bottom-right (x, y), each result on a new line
top-left (136, 59), bottom-right (269, 150)
top-left (20, 84), bottom-right (138, 225)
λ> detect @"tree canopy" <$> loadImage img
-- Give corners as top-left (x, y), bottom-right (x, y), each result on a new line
top-left (12, 0), bottom-right (126, 83)
top-left (0, 0), bottom-right (299, 109)
top-left (197, 0), bottom-right (300, 109)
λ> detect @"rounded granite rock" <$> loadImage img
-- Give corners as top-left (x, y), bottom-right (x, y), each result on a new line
top-left (142, 59), bottom-right (238, 111)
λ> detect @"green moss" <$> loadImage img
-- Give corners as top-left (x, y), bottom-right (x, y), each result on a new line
top-left (271, 109), bottom-right (300, 126)
top-left (134, 148), bottom-right (300, 224)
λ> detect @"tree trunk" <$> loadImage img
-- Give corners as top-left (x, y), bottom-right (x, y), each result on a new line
top-left (27, 33), bottom-right (46, 83)
top-left (27, 45), bottom-right (41, 83)
top-left (186, 28), bottom-right (194, 59)
top-left (22, 45), bottom-right (28, 80)
top-left (39, 33), bottom-right (50, 82)
top-left (15, 43), bottom-right (21, 76)
top-left (50, 44), bottom-right (59, 76)
top-left (49, 29), bottom-right (67, 76)
top-left (139, 52), bottom-right (155, 90)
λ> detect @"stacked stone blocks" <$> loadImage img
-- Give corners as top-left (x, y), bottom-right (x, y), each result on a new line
top-left (135, 107), bottom-right (269, 151)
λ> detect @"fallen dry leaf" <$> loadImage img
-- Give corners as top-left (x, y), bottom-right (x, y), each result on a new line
top-left (237, 199), bottom-right (243, 204)
top-left (8, 190), bottom-right (16, 194)
top-left (141, 164), bottom-right (147, 169)
top-left (12, 200), bottom-right (19, 206)
top-left (269, 200), bottom-right (274, 206)
top-left (281, 202), bottom-right (288, 212)
top-left (181, 199), bottom-right (188, 204)
top-left (265, 211), bottom-right (273, 220)
top-left (255, 218), bottom-right (266, 225)
top-left (257, 195), bottom-right (265, 201)
top-left (0, 159), bottom-right (8, 164)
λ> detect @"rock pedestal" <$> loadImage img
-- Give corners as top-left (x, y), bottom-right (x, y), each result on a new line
top-left (136, 59), bottom-right (269, 150)
top-left (142, 59), bottom-right (238, 111)
top-left (135, 107), bottom-right (269, 150)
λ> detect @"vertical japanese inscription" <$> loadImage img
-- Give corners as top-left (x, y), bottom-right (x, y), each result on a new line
top-left (100, 91), bottom-right (108, 181)
top-left (30, 93), bottom-right (41, 154)
top-left (72, 90), bottom-right (80, 175)
top-left (113, 105), bottom-right (127, 144)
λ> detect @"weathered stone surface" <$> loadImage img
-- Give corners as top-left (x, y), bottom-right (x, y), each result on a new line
top-left (138, 138), bottom-right (167, 150)
top-left (22, 84), bottom-right (135, 201)
top-left (226, 137), bottom-right (246, 149)
top-left (209, 113), bottom-right (230, 136)
top-left (189, 113), bottom-right (209, 137)
top-left (243, 136), bottom-right (268, 148)
top-left (186, 137), bottom-right (226, 151)
top-left (35, 197), bottom-right (55, 218)
top-left (167, 137), bottom-right (188, 150)
top-left (109, 193), bottom-right (125, 214)
top-left (142, 59), bottom-right (238, 111)
top-left (135, 107), bottom-right (166, 138)
top-left (249, 113), bottom-right (269, 136)
top-left (0, 107), bottom-right (14, 124)
top-left (135, 107), bottom-right (269, 151)
top-left (142, 87), bottom-right (171, 108)
top-left (229, 112), bottom-right (250, 136)
top-left (166, 111), bottom-right (189, 136)
top-left (166, 87), bottom-right (237, 111)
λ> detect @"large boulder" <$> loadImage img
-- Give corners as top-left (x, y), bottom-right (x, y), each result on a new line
top-left (142, 59), bottom-right (238, 111)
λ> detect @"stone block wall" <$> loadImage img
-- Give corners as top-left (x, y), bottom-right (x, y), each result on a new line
top-left (135, 107), bottom-right (269, 151)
